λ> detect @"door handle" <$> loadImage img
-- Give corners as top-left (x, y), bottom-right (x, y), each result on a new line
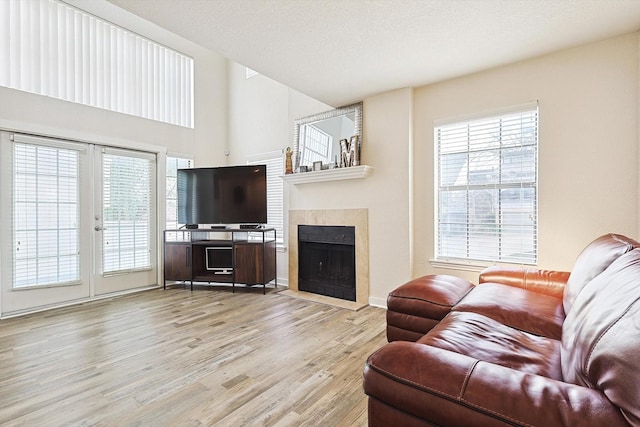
top-left (95, 226), bottom-right (107, 231)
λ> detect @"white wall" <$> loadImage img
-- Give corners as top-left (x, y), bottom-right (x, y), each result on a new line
top-left (413, 32), bottom-right (639, 284)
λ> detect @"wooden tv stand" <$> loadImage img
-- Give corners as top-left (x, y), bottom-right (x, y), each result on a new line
top-left (163, 228), bottom-right (277, 293)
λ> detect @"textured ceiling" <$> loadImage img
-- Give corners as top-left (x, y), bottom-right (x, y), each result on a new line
top-left (108, 0), bottom-right (640, 107)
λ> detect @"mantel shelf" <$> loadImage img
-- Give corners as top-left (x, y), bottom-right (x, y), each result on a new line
top-left (281, 165), bottom-right (373, 185)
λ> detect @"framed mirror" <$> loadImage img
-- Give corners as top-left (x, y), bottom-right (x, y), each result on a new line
top-left (293, 102), bottom-right (363, 172)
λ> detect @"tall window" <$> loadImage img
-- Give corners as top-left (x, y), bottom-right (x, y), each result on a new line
top-left (435, 104), bottom-right (538, 265)
top-left (12, 135), bottom-right (81, 288)
top-left (166, 156), bottom-right (193, 231)
top-left (0, 0), bottom-right (194, 128)
top-left (248, 152), bottom-right (284, 247)
top-left (102, 153), bottom-right (152, 273)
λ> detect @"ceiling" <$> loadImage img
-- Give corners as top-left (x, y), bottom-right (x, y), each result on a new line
top-left (109, 0), bottom-right (640, 107)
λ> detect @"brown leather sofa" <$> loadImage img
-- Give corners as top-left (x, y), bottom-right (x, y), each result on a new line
top-left (363, 234), bottom-right (640, 426)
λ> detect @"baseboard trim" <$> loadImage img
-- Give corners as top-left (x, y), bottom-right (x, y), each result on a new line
top-left (368, 296), bottom-right (387, 309)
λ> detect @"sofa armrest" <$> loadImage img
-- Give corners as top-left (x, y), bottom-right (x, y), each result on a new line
top-left (364, 342), bottom-right (627, 427)
top-left (479, 266), bottom-right (569, 299)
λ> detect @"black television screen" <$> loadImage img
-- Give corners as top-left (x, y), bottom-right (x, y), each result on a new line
top-left (177, 165), bottom-right (267, 226)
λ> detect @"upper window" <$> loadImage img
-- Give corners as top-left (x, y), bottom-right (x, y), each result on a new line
top-left (435, 104), bottom-right (538, 265)
top-left (0, 0), bottom-right (194, 128)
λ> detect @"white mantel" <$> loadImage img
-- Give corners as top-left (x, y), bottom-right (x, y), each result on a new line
top-left (281, 165), bottom-right (373, 185)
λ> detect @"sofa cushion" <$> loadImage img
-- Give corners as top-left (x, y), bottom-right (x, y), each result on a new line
top-left (454, 282), bottom-right (565, 339)
top-left (418, 311), bottom-right (562, 380)
top-left (563, 233), bottom-right (639, 314)
top-left (386, 275), bottom-right (474, 341)
top-left (562, 248), bottom-right (640, 425)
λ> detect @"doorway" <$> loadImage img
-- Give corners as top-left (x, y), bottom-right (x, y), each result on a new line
top-left (0, 132), bottom-right (158, 315)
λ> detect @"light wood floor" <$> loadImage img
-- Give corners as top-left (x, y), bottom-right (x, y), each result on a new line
top-left (0, 285), bottom-right (387, 426)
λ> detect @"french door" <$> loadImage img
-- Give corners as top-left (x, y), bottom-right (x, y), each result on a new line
top-left (0, 133), bottom-right (158, 315)
top-left (93, 147), bottom-right (157, 295)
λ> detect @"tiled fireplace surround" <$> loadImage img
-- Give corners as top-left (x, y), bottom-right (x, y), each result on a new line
top-left (288, 208), bottom-right (369, 306)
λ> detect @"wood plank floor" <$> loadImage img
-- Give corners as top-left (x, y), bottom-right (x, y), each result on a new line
top-left (0, 285), bottom-right (387, 426)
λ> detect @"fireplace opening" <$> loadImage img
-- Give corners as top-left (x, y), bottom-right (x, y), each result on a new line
top-left (298, 225), bottom-right (356, 301)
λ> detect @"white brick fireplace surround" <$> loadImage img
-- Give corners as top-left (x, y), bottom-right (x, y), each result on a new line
top-left (288, 209), bottom-right (369, 308)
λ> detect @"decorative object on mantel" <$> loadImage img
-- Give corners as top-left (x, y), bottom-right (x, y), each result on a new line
top-left (350, 135), bottom-right (360, 166)
top-left (285, 147), bottom-right (293, 174)
top-left (339, 135), bottom-right (361, 168)
top-left (293, 102), bottom-right (363, 173)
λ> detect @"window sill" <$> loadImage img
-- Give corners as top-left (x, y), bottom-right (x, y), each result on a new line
top-left (430, 258), bottom-right (537, 273)
top-left (429, 259), bottom-right (491, 273)
top-left (281, 165), bottom-right (373, 185)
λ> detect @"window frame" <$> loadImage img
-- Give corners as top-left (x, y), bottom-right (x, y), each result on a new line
top-left (433, 103), bottom-right (539, 269)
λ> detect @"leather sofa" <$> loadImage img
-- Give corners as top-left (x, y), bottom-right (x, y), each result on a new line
top-left (363, 233), bottom-right (640, 426)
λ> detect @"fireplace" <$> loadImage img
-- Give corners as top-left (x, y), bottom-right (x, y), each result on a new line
top-left (288, 209), bottom-right (369, 307)
top-left (298, 225), bottom-right (356, 301)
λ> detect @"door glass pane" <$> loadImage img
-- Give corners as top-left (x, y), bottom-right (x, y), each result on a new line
top-left (102, 153), bottom-right (152, 273)
top-left (13, 143), bottom-right (80, 288)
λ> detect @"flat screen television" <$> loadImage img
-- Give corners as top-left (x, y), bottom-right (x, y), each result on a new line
top-left (177, 165), bottom-right (267, 227)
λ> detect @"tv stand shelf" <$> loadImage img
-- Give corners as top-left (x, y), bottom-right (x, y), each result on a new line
top-left (163, 228), bottom-right (277, 293)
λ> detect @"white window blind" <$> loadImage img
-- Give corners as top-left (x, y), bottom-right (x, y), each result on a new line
top-left (166, 156), bottom-right (193, 231)
top-left (245, 67), bottom-right (259, 79)
top-left (102, 152), bottom-right (152, 273)
top-left (435, 105), bottom-right (538, 265)
top-left (12, 135), bottom-right (81, 288)
top-left (248, 152), bottom-right (284, 246)
top-left (0, 0), bottom-right (194, 128)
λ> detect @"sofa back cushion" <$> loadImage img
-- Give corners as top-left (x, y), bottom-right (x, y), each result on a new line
top-left (561, 248), bottom-right (640, 425)
top-left (563, 233), bottom-right (639, 314)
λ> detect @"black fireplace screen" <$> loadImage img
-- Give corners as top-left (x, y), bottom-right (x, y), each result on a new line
top-left (298, 225), bottom-right (356, 301)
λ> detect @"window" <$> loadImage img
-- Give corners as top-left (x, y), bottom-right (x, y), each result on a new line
top-left (166, 156), bottom-right (193, 231)
top-left (246, 67), bottom-right (259, 79)
top-left (248, 152), bottom-right (284, 247)
top-left (12, 135), bottom-right (81, 288)
top-left (102, 152), bottom-right (153, 273)
top-left (0, 0), bottom-right (194, 128)
top-left (435, 104), bottom-right (538, 265)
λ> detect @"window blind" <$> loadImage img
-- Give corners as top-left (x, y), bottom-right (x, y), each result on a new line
top-left (166, 156), bottom-right (193, 232)
top-left (248, 153), bottom-right (284, 246)
top-left (102, 152), bottom-right (152, 273)
top-left (12, 135), bottom-right (82, 288)
top-left (0, 0), bottom-right (194, 128)
top-left (435, 105), bottom-right (538, 265)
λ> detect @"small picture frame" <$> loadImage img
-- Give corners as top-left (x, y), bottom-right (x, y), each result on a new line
top-left (313, 161), bottom-right (323, 171)
top-left (299, 165), bottom-right (309, 173)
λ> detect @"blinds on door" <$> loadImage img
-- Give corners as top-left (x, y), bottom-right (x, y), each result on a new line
top-left (12, 134), bottom-right (83, 288)
top-left (102, 150), bottom-right (153, 273)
